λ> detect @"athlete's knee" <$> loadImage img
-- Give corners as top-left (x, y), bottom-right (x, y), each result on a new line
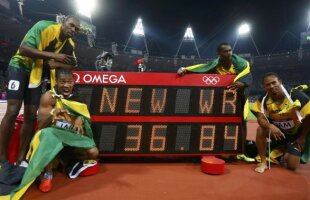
top-left (287, 163), bottom-right (298, 171)
top-left (23, 113), bottom-right (37, 123)
top-left (86, 147), bottom-right (99, 159)
top-left (285, 152), bottom-right (301, 171)
top-left (4, 108), bottom-right (20, 121)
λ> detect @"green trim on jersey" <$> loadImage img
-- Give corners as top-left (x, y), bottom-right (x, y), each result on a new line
top-left (8, 20), bottom-right (75, 73)
top-left (9, 20), bottom-right (57, 71)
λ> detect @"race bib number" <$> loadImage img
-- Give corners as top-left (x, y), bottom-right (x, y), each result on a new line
top-left (8, 80), bottom-right (20, 91)
top-left (273, 120), bottom-right (294, 130)
top-left (55, 120), bottom-right (73, 130)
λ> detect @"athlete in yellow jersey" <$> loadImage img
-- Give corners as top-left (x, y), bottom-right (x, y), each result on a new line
top-left (0, 16), bottom-right (80, 171)
top-left (251, 72), bottom-right (310, 173)
top-left (1, 69), bottom-right (98, 199)
top-left (177, 43), bottom-right (252, 97)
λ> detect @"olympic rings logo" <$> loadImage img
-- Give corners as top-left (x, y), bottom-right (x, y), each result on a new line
top-left (202, 76), bottom-right (220, 85)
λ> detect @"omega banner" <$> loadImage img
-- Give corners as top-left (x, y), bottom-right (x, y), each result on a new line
top-left (73, 71), bottom-right (246, 156)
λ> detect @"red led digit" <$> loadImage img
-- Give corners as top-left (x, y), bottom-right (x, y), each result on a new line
top-left (199, 125), bottom-right (215, 151)
top-left (150, 125), bottom-right (167, 151)
top-left (124, 125), bottom-right (142, 151)
top-left (224, 125), bottom-right (239, 150)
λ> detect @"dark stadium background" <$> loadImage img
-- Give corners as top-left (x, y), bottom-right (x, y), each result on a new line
top-left (0, 0), bottom-right (310, 98)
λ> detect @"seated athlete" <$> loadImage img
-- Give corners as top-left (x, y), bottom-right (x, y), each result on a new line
top-left (4, 68), bottom-right (99, 199)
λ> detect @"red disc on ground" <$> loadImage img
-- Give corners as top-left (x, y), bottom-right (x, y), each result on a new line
top-left (201, 156), bottom-right (225, 175)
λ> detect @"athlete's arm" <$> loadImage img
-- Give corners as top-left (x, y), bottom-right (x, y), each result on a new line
top-left (19, 43), bottom-right (74, 64)
top-left (257, 112), bottom-right (285, 141)
top-left (37, 92), bottom-right (55, 129)
top-left (47, 60), bottom-right (76, 70)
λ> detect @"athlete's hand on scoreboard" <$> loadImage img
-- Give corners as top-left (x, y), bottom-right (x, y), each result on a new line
top-left (227, 81), bottom-right (245, 91)
top-left (177, 67), bottom-right (187, 75)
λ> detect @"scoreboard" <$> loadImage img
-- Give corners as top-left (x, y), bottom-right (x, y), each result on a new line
top-left (74, 72), bottom-right (246, 156)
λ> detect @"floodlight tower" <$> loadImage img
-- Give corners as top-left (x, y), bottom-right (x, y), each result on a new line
top-left (233, 23), bottom-right (260, 56)
top-left (124, 18), bottom-right (149, 56)
top-left (175, 26), bottom-right (201, 58)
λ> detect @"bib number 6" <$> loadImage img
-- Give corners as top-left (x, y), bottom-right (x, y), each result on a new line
top-left (8, 80), bottom-right (20, 91)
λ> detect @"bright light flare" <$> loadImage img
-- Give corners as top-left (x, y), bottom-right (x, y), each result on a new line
top-left (133, 18), bottom-right (145, 36)
top-left (75, 0), bottom-right (96, 18)
top-left (183, 26), bottom-right (194, 41)
top-left (238, 23), bottom-right (250, 35)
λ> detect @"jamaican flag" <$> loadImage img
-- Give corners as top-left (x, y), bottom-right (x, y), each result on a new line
top-left (9, 21), bottom-right (75, 89)
top-left (2, 94), bottom-right (96, 200)
top-left (185, 54), bottom-right (252, 119)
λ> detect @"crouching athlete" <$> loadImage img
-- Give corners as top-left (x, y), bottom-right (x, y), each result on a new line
top-left (3, 68), bottom-right (99, 199)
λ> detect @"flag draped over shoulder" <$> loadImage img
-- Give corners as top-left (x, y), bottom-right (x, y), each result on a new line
top-left (6, 92), bottom-right (96, 200)
top-left (185, 54), bottom-right (252, 119)
top-left (27, 22), bottom-right (75, 88)
top-left (185, 54), bottom-right (252, 90)
top-left (251, 86), bottom-right (310, 164)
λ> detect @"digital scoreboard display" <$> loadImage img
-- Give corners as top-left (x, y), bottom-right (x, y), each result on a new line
top-left (74, 72), bottom-right (246, 156)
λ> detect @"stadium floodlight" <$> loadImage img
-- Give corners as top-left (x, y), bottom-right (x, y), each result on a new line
top-left (183, 27), bottom-right (195, 41)
top-left (132, 18), bottom-right (145, 36)
top-left (75, 0), bottom-right (96, 18)
top-left (233, 22), bottom-right (260, 56)
top-left (175, 25), bottom-right (200, 59)
top-left (124, 17), bottom-right (149, 55)
top-left (238, 23), bottom-right (250, 35)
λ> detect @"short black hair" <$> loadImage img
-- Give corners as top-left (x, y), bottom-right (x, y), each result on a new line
top-left (217, 42), bottom-right (231, 53)
top-left (56, 68), bottom-right (74, 80)
top-left (64, 15), bottom-right (80, 23)
top-left (262, 72), bottom-right (281, 83)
